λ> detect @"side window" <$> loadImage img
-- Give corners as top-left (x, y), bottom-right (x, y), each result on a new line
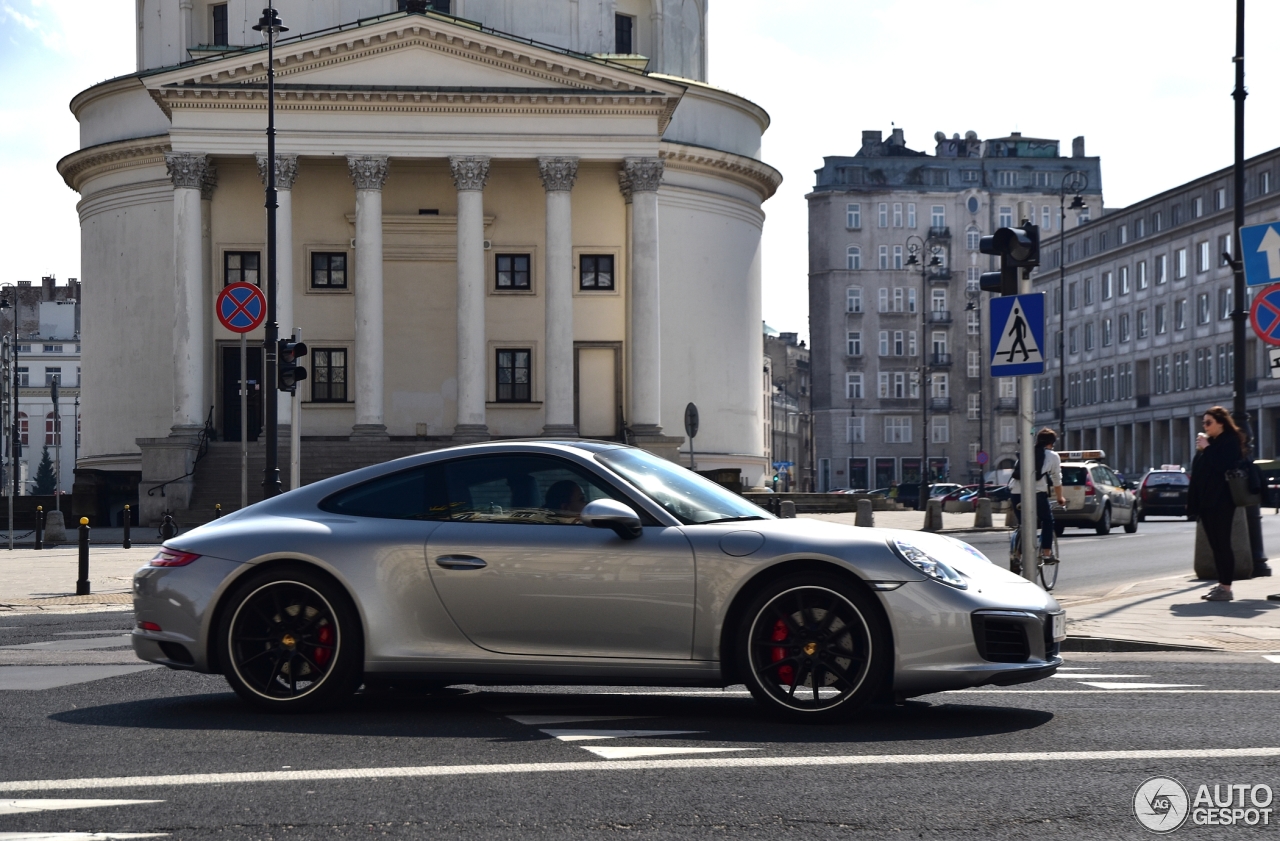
top-left (1092, 467), bottom-right (1112, 487)
top-left (319, 464), bottom-right (450, 520)
top-left (442, 455), bottom-right (640, 525)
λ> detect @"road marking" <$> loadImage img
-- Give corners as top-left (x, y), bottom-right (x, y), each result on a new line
top-left (1076, 682), bottom-right (1203, 689)
top-left (0, 666), bottom-right (157, 691)
top-left (539, 729), bottom-right (703, 743)
top-left (0, 799), bottom-right (163, 816)
top-left (1264, 655), bottom-right (1280, 664)
top-left (1050, 674), bottom-right (1148, 679)
top-left (1, 637), bottom-right (133, 652)
top-left (578, 746), bottom-right (756, 760)
top-left (947, 689), bottom-right (1280, 694)
top-left (505, 715), bottom-right (646, 726)
top-left (0, 834), bottom-right (168, 840)
top-left (6, 748), bottom-right (1280, 791)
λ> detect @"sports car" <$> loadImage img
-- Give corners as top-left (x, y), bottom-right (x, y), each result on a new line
top-left (132, 440), bottom-right (1064, 722)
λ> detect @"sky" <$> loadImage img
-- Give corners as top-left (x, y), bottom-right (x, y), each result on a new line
top-left (3, 0), bottom-right (1280, 342)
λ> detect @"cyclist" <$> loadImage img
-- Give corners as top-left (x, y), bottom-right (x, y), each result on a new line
top-left (1009, 427), bottom-right (1066, 574)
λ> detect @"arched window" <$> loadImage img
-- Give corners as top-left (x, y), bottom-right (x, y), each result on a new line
top-left (45, 412), bottom-right (60, 446)
top-left (15, 412), bottom-right (27, 446)
top-left (846, 246), bottom-right (861, 271)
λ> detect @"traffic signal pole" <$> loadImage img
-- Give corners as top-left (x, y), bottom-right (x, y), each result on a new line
top-left (1017, 204), bottom-right (1038, 582)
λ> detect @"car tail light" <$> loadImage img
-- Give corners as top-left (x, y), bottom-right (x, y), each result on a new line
top-left (150, 549), bottom-right (200, 567)
top-left (1084, 476), bottom-right (1096, 497)
top-left (137, 621), bottom-right (162, 632)
top-left (1140, 487), bottom-right (1148, 502)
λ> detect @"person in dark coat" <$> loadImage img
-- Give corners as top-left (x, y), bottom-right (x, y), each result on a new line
top-left (1187, 406), bottom-right (1246, 601)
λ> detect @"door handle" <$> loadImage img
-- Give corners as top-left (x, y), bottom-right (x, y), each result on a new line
top-left (435, 555), bottom-right (487, 571)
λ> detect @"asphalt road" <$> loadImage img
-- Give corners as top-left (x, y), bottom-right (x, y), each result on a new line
top-left (2, 610), bottom-right (1279, 839)
top-left (960, 510), bottom-right (1280, 598)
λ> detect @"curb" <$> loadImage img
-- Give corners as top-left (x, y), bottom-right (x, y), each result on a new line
top-left (1061, 635), bottom-right (1218, 653)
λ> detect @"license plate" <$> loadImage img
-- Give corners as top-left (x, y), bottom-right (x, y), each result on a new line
top-left (1160, 493), bottom-right (1179, 498)
top-left (1051, 612), bottom-right (1066, 642)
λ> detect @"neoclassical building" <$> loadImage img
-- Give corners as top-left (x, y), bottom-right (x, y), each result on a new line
top-left (59, 0), bottom-right (779, 523)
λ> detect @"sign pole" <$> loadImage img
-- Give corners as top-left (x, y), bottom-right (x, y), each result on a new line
top-left (240, 332), bottom-right (247, 511)
top-left (290, 327), bottom-right (301, 491)
top-left (1017, 204), bottom-right (1038, 583)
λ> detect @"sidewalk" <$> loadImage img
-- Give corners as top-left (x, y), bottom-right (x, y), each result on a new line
top-left (802, 509), bottom-right (1008, 533)
top-left (0, 547), bottom-right (155, 614)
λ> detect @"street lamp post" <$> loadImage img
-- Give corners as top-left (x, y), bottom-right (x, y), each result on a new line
top-left (0, 288), bottom-right (17, 549)
top-left (253, 5), bottom-right (287, 499)
top-left (966, 300), bottom-right (986, 498)
top-left (1057, 171), bottom-right (1088, 447)
top-left (906, 235), bottom-right (942, 510)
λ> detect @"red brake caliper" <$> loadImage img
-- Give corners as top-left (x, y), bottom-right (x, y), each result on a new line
top-left (770, 619), bottom-right (794, 686)
top-left (314, 623), bottom-right (333, 667)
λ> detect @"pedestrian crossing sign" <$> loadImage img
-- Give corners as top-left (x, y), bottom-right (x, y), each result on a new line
top-left (989, 293), bottom-right (1046, 376)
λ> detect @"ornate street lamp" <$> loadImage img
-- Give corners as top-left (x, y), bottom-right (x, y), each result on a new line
top-left (906, 235), bottom-right (943, 511)
top-left (1058, 171), bottom-right (1088, 448)
top-left (253, 5), bottom-right (288, 498)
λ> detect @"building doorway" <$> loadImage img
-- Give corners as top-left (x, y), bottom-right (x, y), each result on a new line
top-left (574, 342), bottom-right (622, 439)
top-left (221, 344), bottom-right (264, 442)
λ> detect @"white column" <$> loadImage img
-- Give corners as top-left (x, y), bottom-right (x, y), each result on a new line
top-left (165, 153), bottom-right (211, 434)
top-left (623, 157), bottom-right (664, 433)
top-left (451, 156), bottom-right (492, 441)
top-left (347, 155), bottom-right (389, 438)
top-left (539, 157), bottom-right (579, 437)
top-left (200, 164), bottom-right (216, 429)
top-left (257, 154), bottom-right (298, 430)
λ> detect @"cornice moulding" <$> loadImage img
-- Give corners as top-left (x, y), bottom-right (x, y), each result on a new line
top-left (57, 135), bottom-right (173, 193)
top-left (658, 142), bottom-right (782, 202)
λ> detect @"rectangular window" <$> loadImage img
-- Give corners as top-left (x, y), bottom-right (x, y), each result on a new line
top-left (496, 253), bottom-right (531, 290)
top-left (847, 331), bottom-right (862, 356)
top-left (1219, 286), bottom-right (1233, 320)
top-left (614, 13), bottom-right (634, 53)
top-left (845, 372), bottom-right (863, 399)
top-left (967, 351), bottom-right (980, 378)
top-left (967, 267), bottom-right (980, 293)
top-left (884, 417), bottom-right (912, 444)
top-left (495, 348), bottom-right (532, 402)
top-left (223, 251), bottom-right (260, 286)
top-left (310, 252), bottom-right (347, 289)
top-left (1156, 254), bottom-right (1168, 284)
top-left (966, 230), bottom-right (981, 250)
top-left (1175, 248), bottom-right (1187, 279)
top-left (967, 309), bottom-right (979, 335)
top-left (848, 247), bottom-right (863, 271)
top-left (1219, 233), bottom-right (1234, 267)
top-left (846, 286), bottom-right (862, 313)
top-left (1119, 224), bottom-right (1128, 245)
top-left (1196, 241), bottom-right (1210, 274)
top-left (1084, 277), bottom-right (1094, 306)
top-left (878, 331), bottom-right (889, 356)
top-left (878, 246), bottom-right (889, 270)
top-left (1084, 322), bottom-right (1094, 351)
top-left (1135, 217), bottom-right (1145, 238)
top-left (1137, 260), bottom-right (1148, 289)
top-left (1000, 417), bottom-right (1016, 443)
top-left (1053, 288), bottom-right (1062, 315)
top-left (1175, 298), bottom-right (1187, 330)
top-left (907, 203), bottom-right (917, 228)
top-left (1197, 293), bottom-right (1210, 325)
top-left (846, 203), bottom-right (861, 229)
top-left (1153, 211), bottom-right (1163, 232)
top-left (1262, 171), bottom-right (1272, 195)
top-left (962, 170), bottom-right (979, 183)
top-left (1119, 312), bottom-right (1130, 343)
top-left (1192, 196), bottom-right (1203, 218)
top-left (878, 203), bottom-right (888, 228)
top-left (42, 345), bottom-right (62, 354)
top-left (997, 171), bottom-right (1017, 187)
top-left (1099, 231), bottom-right (1108, 251)
top-left (931, 331), bottom-right (948, 356)
top-left (878, 288), bottom-right (889, 313)
top-left (1137, 309), bottom-right (1149, 339)
top-left (931, 416), bottom-right (949, 444)
top-left (1033, 171), bottom-right (1052, 188)
top-left (1069, 282), bottom-right (1078, 310)
top-left (893, 288), bottom-right (904, 312)
top-left (1102, 317), bottom-right (1112, 347)
top-left (1069, 326), bottom-right (1078, 354)
top-left (878, 372), bottom-right (890, 398)
top-left (967, 393), bottom-right (981, 419)
top-left (579, 254), bottom-right (615, 290)
top-left (1156, 303), bottom-right (1167, 334)
top-left (1119, 265), bottom-right (1130, 295)
top-left (892, 203), bottom-right (903, 228)
top-left (310, 348), bottom-right (348, 403)
top-left (894, 373), bottom-right (906, 398)
top-left (1101, 272), bottom-right (1113, 300)
top-left (893, 245), bottom-right (904, 270)
top-left (211, 3), bottom-right (228, 45)
top-left (1214, 187), bottom-right (1226, 210)
top-left (931, 205), bottom-right (946, 228)
top-left (998, 206), bottom-right (1013, 228)
top-left (1083, 237), bottom-right (1092, 258)
top-left (45, 367), bottom-right (61, 386)
top-left (1042, 205), bottom-right (1052, 230)
top-left (893, 331), bottom-right (904, 356)
top-left (847, 417), bottom-right (865, 444)
top-left (15, 367), bottom-right (27, 387)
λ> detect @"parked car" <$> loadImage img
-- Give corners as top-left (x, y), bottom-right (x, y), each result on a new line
top-left (1054, 452), bottom-right (1138, 535)
top-left (1137, 468), bottom-right (1190, 519)
top-left (131, 441), bottom-right (1063, 722)
top-left (929, 483), bottom-right (964, 500)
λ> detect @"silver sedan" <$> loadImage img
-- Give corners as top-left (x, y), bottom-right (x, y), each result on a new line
top-left (132, 441), bottom-right (1064, 722)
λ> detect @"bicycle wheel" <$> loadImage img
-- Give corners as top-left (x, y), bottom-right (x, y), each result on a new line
top-left (1009, 526), bottom-right (1022, 574)
top-left (1038, 535), bottom-right (1060, 591)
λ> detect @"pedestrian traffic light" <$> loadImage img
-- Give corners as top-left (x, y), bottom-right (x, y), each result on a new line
top-left (277, 339), bottom-right (308, 393)
top-left (979, 224), bottom-right (1041, 296)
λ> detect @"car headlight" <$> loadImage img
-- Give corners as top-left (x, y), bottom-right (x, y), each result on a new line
top-left (889, 539), bottom-right (968, 589)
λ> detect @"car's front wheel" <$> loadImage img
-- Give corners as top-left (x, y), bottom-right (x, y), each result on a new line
top-left (736, 573), bottom-right (890, 723)
top-left (218, 566), bottom-right (363, 712)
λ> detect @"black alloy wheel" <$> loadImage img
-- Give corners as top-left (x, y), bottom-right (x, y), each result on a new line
top-left (737, 574), bottom-right (888, 723)
top-left (219, 566), bottom-right (363, 712)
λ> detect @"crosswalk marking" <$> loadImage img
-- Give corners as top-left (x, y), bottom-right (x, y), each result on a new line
top-left (0, 799), bottom-right (163, 816)
top-left (505, 715), bottom-right (645, 726)
top-left (1, 637), bottom-right (132, 652)
top-left (539, 729), bottom-right (702, 743)
top-left (0, 666), bottom-right (157, 691)
top-left (0, 833), bottom-right (168, 840)
top-left (1076, 682), bottom-right (1203, 689)
top-left (1050, 674), bottom-right (1148, 679)
top-left (577, 746), bottom-right (757, 760)
top-left (1263, 655), bottom-right (1280, 664)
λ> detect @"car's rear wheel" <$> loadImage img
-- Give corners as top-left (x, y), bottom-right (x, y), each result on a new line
top-left (1124, 511), bottom-right (1138, 533)
top-left (736, 573), bottom-right (889, 723)
top-left (218, 566), bottom-right (363, 712)
top-left (1095, 505), bottom-right (1112, 535)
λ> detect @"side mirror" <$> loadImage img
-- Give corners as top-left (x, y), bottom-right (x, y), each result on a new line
top-left (580, 499), bottom-right (643, 540)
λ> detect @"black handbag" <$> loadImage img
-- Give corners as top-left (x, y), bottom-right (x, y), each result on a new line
top-left (1227, 463), bottom-right (1261, 508)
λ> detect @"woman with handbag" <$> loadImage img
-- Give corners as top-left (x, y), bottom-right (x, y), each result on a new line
top-left (1187, 406), bottom-right (1247, 601)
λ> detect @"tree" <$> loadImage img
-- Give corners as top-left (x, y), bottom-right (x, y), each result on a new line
top-left (32, 447), bottom-right (56, 495)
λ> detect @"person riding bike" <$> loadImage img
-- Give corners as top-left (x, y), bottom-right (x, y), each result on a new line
top-left (1008, 428), bottom-right (1066, 574)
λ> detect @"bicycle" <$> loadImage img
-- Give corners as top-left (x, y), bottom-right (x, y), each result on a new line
top-left (1009, 502), bottom-right (1061, 591)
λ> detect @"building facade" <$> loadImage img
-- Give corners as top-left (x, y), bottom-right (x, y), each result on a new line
top-left (60, 0), bottom-right (779, 524)
top-left (764, 328), bottom-right (812, 490)
top-left (809, 129), bottom-right (1102, 491)
top-left (1033, 147), bottom-right (1280, 474)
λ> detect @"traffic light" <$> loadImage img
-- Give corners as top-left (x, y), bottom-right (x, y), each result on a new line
top-left (979, 224), bottom-right (1040, 295)
top-left (278, 339), bottom-right (308, 393)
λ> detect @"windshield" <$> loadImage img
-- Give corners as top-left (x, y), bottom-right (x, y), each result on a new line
top-left (595, 448), bottom-right (773, 525)
top-left (1145, 472), bottom-right (1189, 486)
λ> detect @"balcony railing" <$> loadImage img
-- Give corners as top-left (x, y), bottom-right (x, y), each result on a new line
top-left (928, 310), bottom-right (952, 324)
top-left (928, 226), bottom-right (951, 239)
top-left (929, 353), bottom-right (952, 367)
top-left (930, 397), bottom-right (952, 412)
top-left (996, 397), bottom-right (1018, 411)
top-left (926, 269), bottom-right (952, 282)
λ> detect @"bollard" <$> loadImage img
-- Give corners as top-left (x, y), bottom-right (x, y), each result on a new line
top-left (922, 498), bottom-right (943, 532)
top-left (974, 498), bottom-right (993, 529)
top-left (780, 499), bottom-right (796, 519)
top-left (214, 503), bottom-right (222, 519)
top-left (34, 506), bottom-right (43, 551)
top-left (159, 510), bottom-right (178, 541)
top-left (855, 498), bottom-right (875, 528)
top-left (75, 517), bottom-right (90, 596)
top-left (122, 504), bottom-right (131, 549)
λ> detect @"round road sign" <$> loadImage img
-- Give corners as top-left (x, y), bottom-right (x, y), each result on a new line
top-left (976, 451), bottom-right (989, 466)
top-left (684, 402), bottom-right (699, 439)
top-left (216, 282), bottom-right (267, 334)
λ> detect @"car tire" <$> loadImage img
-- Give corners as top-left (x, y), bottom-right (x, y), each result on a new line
top-left (217, 565), bottom-right (364, 713)
top-left (735, 572), bottom-right (890, 724)
top-left (1123, 512), bottom-right (1138, 533)
top-left (1095, 505), bottom-right (1112, 535)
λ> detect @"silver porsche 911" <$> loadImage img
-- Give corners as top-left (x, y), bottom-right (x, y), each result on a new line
top-left (132, 440), bottom-right (1064, 722)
